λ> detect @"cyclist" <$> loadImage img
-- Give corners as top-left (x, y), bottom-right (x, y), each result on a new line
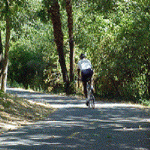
top-left (77, 53), bottom-right (93, 106)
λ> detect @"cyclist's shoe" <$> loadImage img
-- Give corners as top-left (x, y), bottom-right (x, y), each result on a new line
top-left (86, 101), bottom-right (89, 106)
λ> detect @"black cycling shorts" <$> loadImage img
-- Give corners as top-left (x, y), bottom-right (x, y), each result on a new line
top-left (81, 69), bottom-right (93, 82)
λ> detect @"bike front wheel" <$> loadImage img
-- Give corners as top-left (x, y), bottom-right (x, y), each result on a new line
top-left (88, 94), bottom-right (95, 109)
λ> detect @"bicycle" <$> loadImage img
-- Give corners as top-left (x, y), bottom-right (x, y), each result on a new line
top-left (86, 80), bottom-right (95, 109)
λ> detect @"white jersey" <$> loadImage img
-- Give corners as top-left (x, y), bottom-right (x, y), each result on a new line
top-left (78, 58), bottom-right (92, 71)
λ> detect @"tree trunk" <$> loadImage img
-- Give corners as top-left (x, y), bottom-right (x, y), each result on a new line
top-left (1, 1), bottom-right (10, 92)
top-left (65, 0), bottom-right (74, 82)
top-left (49, 0), bottom-right (69, 93)
top-left (0, 30), bottom-right (3, 77)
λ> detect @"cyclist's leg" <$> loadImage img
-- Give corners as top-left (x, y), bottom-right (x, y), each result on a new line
top-left (81, 69), bottom-right (93, 101)
top-left (81, 70), bottom-right (88, 98)
top-left (83, 80), bottom-right (90, 106)
top-left (85, 81), bottom-right (90, 106)
top-left (90, 78), bottom-right (94, 93)
top-left (89, 69), bottom-right (94, 92)
top-left (83, 81), bottom-right (87, 98)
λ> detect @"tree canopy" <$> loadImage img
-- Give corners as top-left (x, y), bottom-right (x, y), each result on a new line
top-left (0, 0), bottom-right (149, 103)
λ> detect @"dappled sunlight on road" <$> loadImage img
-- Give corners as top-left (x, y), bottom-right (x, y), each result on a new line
top-left (1, 106), bottom-right (149, 149)
top-left (2, 88), bottom-right (149, 150)
top-left (7, 87), bottom-right (149, 109)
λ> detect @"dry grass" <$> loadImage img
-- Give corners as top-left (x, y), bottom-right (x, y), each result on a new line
top-left (0, 92), bottom-right (56, 133)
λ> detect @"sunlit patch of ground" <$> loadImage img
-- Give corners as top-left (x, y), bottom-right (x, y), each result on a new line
top-left (0, 91), bottom-right (56, 133)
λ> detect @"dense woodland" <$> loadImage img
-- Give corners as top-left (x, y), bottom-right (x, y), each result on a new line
top-left (0, 0), bottom-right (150, 104)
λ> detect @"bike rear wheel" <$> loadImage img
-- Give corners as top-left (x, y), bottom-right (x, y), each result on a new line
top-left (89, 94), bottom-right (95, 109)
top-left (86, 82), bottom-right (95, 109)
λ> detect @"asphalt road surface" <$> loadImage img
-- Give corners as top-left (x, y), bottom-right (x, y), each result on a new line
top-left (0, 88), bottom-right (149, 150)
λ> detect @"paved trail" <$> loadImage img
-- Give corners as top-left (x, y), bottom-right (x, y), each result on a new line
top-left (0, 88), bottom-right (150, 150)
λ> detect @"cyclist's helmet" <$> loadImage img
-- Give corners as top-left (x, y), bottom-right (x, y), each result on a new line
top-left (80, 53), bottom-right (86, 59)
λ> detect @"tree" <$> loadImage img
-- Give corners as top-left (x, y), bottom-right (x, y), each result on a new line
top-left (0, 1), bottom-right (11, 92)
top-left (48, 0), bottom-right (69, 92)
top-left (0, 30), bottom-right (3, 81)
top-left (65, 0), bottom-right (74, 82)
top-left (0, 0), bottom-right (26, 92)
top-left (40, 0), bottom-right (75, 94)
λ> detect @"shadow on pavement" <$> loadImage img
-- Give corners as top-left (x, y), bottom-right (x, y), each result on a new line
top-left (1, 88), bottom-right (149, 150)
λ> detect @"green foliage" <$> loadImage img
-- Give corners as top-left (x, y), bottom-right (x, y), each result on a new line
top-left (2, 100), bottom-right (11, 108)
top-left (4, 0), bottom-right (150, 102)
top-left (0, 90), bottom-right (11, 108)
top-left (73, 0), bottom-right (150, 101)
top-left (8, 26), bottom-right (59, 90)
top-left (139, 99), bottom-right (150, 107)
top-left (0, 0), bottom-right (27, 25)
top-left (0, 90), bottom-right (4, 98)
top-left (8, 14), bottom-right (60, 90)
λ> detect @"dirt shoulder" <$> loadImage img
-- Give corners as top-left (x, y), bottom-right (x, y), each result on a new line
top-left (0, 91), bottom-right (56, 133)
